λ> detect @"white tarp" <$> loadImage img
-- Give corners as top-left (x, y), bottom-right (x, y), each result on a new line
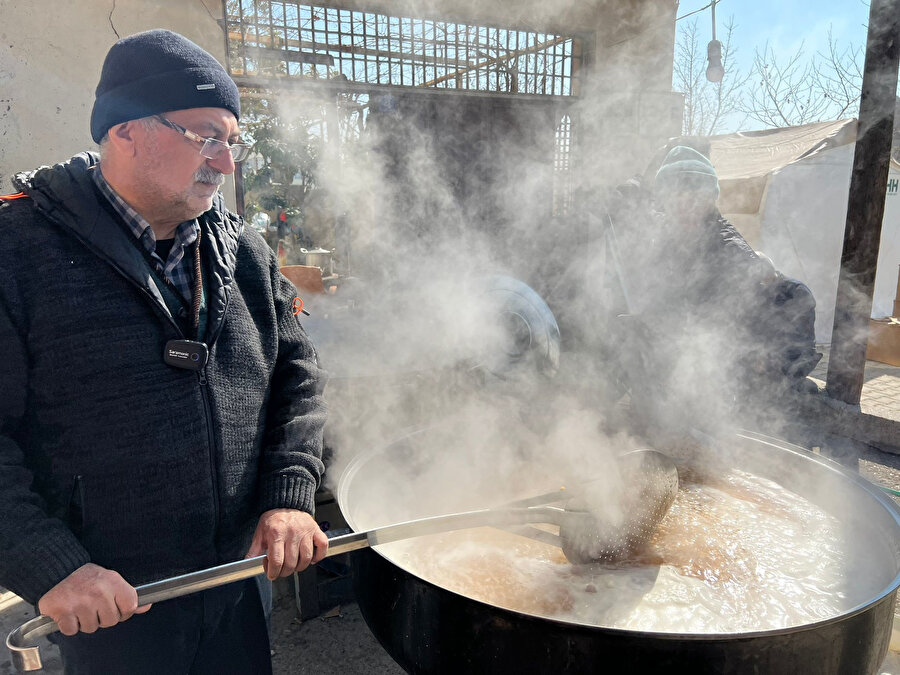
top-left (705, 119), bottom-right (900, 343)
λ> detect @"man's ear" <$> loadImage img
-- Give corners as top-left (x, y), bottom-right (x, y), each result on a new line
top-left (106, 121), bottom-right (140, 158)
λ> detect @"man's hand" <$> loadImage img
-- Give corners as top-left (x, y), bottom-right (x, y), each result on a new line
top-left (37, 563), bottom-right (151, 636)
top-left (246, 509), bottom-right (328, 580)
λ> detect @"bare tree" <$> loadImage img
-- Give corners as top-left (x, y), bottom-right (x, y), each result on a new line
top-left (673, 16), bottom-right (748, 135)
top-left (741, 30), bottom-right (865, 128)
top-left (741, 42), bottom-right (826, 127)
top-left (813, 29), bottom-right (863, 120)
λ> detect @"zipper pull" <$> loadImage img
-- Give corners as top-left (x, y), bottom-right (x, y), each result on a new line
top-left (198, 368), bottom-right (207, 386)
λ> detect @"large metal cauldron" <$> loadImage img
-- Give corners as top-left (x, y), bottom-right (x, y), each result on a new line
top-left (336, 429), bottom-right (900, 674)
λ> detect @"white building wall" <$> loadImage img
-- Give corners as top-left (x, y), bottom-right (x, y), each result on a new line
top-left (877, 172), bottom-right (900, 318)
top-left (0, 0), bottom-right (235, 204)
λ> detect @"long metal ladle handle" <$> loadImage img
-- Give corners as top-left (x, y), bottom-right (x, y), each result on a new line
top-left (7, 505), bottom-right (566, 671)
top-left (5, 555), bottom-right (271, 672)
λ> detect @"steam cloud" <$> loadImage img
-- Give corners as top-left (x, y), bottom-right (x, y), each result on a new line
top-left (257, 2), bottom-right (848, 529)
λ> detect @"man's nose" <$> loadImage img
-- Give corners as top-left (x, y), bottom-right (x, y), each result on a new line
top-left (207, 149), bottom-right (236, 175)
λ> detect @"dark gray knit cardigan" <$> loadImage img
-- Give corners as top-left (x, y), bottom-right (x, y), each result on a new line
top-left (0, 153), bottom-right (326, 604)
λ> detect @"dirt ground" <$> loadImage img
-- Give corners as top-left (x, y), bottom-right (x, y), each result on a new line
top-left (0, 592), bottom-right (401, 675)
top-left (269, 595), bottom-right (402, 675)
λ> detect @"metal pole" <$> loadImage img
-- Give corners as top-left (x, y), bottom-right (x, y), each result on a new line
top-left (825, 0), bottom-right (900, 405)
top-left (233, 162), bottom-right (246, 217)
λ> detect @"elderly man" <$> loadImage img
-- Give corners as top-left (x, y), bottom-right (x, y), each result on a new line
top-left (0, 29), bottom-right (327, 673)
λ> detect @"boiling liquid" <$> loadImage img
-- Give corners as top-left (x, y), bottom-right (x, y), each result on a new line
top-left (376, 468), bottom-right (884, 633)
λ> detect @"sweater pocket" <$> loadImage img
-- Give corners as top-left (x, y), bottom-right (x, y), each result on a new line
top-left (66, 475), bottom-right (85, 538)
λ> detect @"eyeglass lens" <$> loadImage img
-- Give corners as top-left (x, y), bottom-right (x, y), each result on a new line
top-left (200, 139), bottom-right (251, 163)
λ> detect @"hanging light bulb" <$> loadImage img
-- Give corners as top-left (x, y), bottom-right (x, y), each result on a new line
top-left (706, 40), bottom-right (724, 82)
top-left (706, 0), bottom-right (725, 83)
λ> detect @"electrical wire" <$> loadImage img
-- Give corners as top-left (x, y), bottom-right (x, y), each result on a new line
top-left (677, 0), bottom-right (721, 23)
top-left (605, 0), bottom-right (725, 49)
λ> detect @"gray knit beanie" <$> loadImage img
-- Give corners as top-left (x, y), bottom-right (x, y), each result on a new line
top-left (91, 29), bottom-right (241, 143)
top-left (654, 146), bottom-right (720, 198)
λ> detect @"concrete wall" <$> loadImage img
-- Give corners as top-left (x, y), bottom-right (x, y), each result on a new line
top-left (0, 0), bottom-right (678, 211)
top-left (576, 1), bottom-right (683, 187)
top-left (0, 0), bottom-right (235, 205)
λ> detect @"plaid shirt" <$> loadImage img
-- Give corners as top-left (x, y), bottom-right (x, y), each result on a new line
top-left (91, 167), bottom-right (199, 304)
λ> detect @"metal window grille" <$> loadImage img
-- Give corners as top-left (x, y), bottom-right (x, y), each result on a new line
top-left (553, 114), bottom-right (574, 216)
top-left (224, 1), bottom-right (582, 96)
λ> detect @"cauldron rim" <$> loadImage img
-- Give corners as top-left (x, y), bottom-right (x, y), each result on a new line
top-left (337, 427), bottom-right (900, 639)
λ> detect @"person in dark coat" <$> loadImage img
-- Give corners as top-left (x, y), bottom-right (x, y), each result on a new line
top-left (645, 146), bottom-right (770, 323)
top-left (0, 30), bottom-right (327, 674)
top-left (606, 146), bottom-right (820, 433)
top-left (746, 253), bottom-right (822, 394)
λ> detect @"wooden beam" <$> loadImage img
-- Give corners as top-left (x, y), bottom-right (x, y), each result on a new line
top-left (228, 29), bottom-right (472, 69)
top-left (231, 74), bottom-right (576, 104)
top-left (420, 35), bottom-right (571, 89)
top-left (894, 264), bottom-right (900, 317)
top-left (825, 0), bottom-right (900, 405)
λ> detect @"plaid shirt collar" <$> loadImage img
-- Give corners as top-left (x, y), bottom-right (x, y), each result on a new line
top-left (92, 167), bottom-right (200, 303)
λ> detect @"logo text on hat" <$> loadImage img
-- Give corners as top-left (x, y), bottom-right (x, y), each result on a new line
top-left (196, 83), bottom-right (216, 90)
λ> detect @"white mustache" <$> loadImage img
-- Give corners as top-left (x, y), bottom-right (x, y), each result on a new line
top-left (194, 166), bottom-right (225, 186)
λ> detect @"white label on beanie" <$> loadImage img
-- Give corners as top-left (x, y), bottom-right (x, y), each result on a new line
top-left (196, 83), bottom-right (216, 90)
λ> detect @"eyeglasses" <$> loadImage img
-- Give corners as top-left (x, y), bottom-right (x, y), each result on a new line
top-left (154, 115), bottom-right (253, 163)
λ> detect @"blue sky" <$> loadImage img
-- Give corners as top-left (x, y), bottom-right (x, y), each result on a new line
top-left (675, 0), bottom-right (871, 78)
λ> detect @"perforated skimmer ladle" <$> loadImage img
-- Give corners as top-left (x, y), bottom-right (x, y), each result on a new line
top-left (7, 449), bottom-right (678, 671)
top-left (559, 448), bottom-right (680, 563)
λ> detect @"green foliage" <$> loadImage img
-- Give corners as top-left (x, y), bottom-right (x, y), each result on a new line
top-left (240, 92), bottom-right (321, 215)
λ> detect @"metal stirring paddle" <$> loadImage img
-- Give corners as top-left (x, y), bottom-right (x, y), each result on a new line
top-left (7, 450), bottom-right (678, 671)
